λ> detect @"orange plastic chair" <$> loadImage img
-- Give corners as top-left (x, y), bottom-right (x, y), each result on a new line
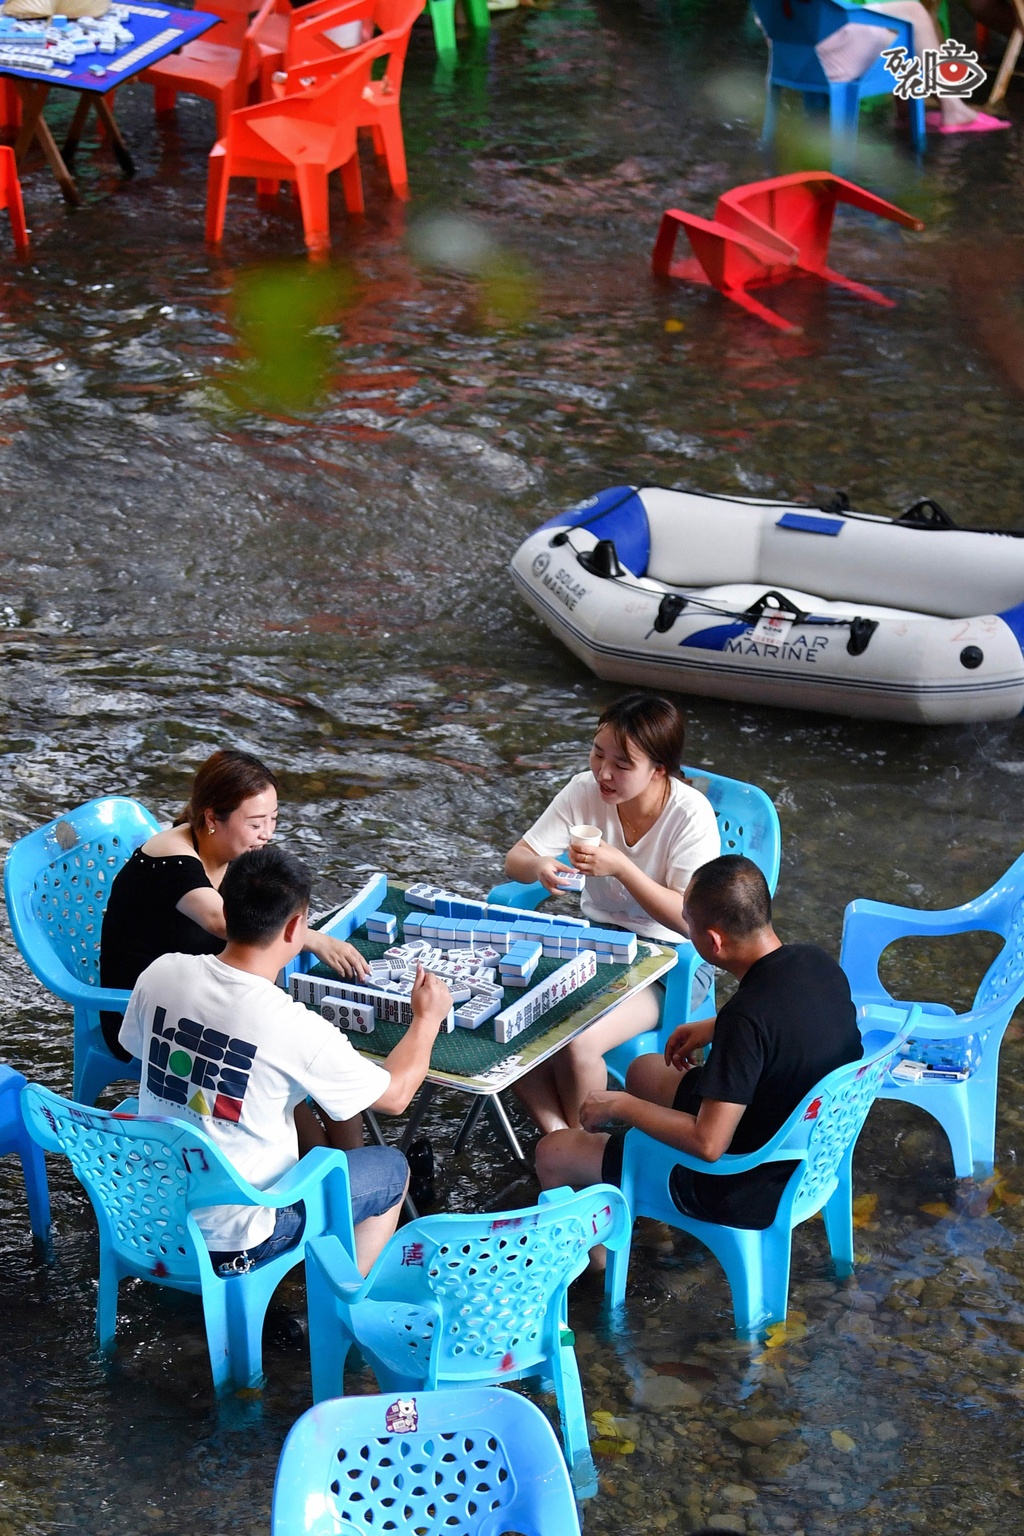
top-left (275, 0), bottom-right (424, 196)
top-left (141, 0), bottom-right (289, 139)
top-left (0, 147), bottom-right (28, 256)
top-left (653, 172), bottom-right (925, 334)
top-left (206, 38), bottom-right (390, 253)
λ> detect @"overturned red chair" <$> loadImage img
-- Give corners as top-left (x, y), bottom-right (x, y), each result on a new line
top-left (652, 171), bottom-right (924, 333)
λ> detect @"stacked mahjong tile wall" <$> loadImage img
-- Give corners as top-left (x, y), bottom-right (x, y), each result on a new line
top-left (305, 885), bottom-right (636, 1076)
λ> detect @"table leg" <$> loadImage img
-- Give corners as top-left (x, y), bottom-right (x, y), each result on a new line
top-left (31, 111), bottom-right (81, 205)
top-left (397, 1082), bottom-right (435, 1153)
top-left (13, 80), bottom-right (80, 205)
top-left (63, 93), bottom-right (93, 160)
top-left (988, 0), bottom-right (1024, 105)
top-left (94, 95), bottom-right (134, 177)
top-left (452, 1096), bottom-right (486, 1156)
top-left (454, 1092), bottom-right (529, 1164)
top-left (13, 81), bottom-right (46, 163)
top-left (363, 1107), bottom-right (420, 1222)
top-left (486, 1093), bottom-right (528, 1165)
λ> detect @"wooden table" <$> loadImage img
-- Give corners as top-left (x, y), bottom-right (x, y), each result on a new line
top-left (0, 1), bottom-right (218, 205)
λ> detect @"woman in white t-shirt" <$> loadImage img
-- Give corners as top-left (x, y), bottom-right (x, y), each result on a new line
top-left (504, 694), bottom-right (720, 1134)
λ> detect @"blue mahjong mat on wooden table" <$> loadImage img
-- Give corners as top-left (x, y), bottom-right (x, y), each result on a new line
top-left (0, 3), bottom-right (217, 93)
top-left (304, 885), bottom-right (668, 1082)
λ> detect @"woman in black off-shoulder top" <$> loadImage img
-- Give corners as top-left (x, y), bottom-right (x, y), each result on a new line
top-left (99, 748), bottom-right (368, 1059)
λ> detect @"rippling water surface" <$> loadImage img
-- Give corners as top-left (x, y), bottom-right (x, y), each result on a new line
top-left (2, 1), bottom-right (1024, 1531)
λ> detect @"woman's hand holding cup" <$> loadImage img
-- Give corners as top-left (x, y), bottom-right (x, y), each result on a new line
top-left (554, 824), bottom-right (603, 891)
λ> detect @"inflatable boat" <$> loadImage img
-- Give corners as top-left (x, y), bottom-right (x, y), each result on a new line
top-left (510, 486), bottom-right (1024, 725)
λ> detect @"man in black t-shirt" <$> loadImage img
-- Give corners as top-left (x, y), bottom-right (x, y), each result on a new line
top-left (536, 854), bottom-right (862, 1233)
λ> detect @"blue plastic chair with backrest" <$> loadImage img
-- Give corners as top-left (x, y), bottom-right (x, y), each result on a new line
top-left (840, 850), bottom-right (1024, 1179)
top-left (488, 767), bottom-right (781, 1087)
top-left (4, 797), bottom-right (160, 1106)
top-left (21, 1083), bottom-right (356, 1393)
top-left (0, 1066), bottom-right (50, 1244)
top-left (605, 1005), bottom-right (918, 1333)
top-left (272, 1386), bottom-right (581, 1536)
top-left (751, 0), bottom-right (926, 154)
top-left (304, 1184), bottom-right (630, 1500)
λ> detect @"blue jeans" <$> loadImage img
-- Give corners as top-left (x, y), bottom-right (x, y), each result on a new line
top-left (207, 1146), bottom-right (407, 1277)
top-left (347, 1145), bottom-right (409, 1225)
top-left (209, 1202), bottom-right (307, 1277)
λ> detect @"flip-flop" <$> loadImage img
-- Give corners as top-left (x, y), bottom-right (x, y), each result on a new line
top-left (925, 108), bottom-right (1011, 133)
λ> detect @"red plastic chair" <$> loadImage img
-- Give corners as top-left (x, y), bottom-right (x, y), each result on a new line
top-left (206, 38), bottom-right (390, 253)
top-left (274, 0), bottom-right (424, 196)
top-left (279, 0), bottom-right (371, 72)
top-left (653, 172), bottom-right (925, 334)
top-left (0, 146), bottom-right (28, 257)
top-left (186, 0), bottom-right (293, 74)
top-left (0, 80), bottom-right (21, 132)
top-left (141, 0), bottom-right (289, 139)
top-left (189, 0), bottom-right (255, 51)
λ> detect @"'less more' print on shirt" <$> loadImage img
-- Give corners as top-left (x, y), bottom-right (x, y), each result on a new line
top-left (147, 1005), bottom-right (257, 1123)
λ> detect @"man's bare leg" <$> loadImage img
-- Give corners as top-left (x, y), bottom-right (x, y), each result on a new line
top-left (625, 1051), bottom-right (688, 1107)
top-left (537, 1126), bottom-right (612, 1269)
top-left (354, 1183), bottom-right (407, 1274)
top-left (295, 1099), bottom-right (365, 1154)
top-left (536, 1125), bottom-right (609, 1191)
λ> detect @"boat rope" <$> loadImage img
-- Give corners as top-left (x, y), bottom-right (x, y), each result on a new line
top-left (554, 533), bottom-right (868, 630)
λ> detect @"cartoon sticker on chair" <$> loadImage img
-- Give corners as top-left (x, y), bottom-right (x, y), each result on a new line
top-left (385, 1396), bottom-right (418, 1433)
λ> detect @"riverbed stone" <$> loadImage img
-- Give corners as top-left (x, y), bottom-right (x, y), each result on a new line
top-left (743, 1441), bottom-right (809, 1479)
top-left (729, 1419), bottom-right (795, 1448)
top-left (721, 1484), bottom-right (758, 1503)
top-left (630, 1374), bottom-right (703, 1409)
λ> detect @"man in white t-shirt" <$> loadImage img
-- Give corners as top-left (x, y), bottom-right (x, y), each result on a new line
top-left (120, 845), bottom-right (452, 1276)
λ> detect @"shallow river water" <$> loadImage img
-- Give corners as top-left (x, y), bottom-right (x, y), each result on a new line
top-left (2, 1), bottom-right (1024, 1532)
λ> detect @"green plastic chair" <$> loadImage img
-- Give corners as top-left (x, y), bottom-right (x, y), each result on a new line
top-left (428, 0), bottom-right (489, 58)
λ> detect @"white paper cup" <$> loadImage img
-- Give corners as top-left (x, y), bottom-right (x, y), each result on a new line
top-left (569, 823), bottom-right (602, 851)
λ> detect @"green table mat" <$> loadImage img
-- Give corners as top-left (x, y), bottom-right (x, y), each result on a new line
top-left (306, 885), bottom-right (636, 1078)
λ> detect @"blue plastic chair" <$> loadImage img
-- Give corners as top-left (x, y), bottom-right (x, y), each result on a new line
top-left (4, 797), bottom-right (160, 1106)
top-left (840, 851), bottom-right (1024, 1179)
top-left (488, 766), bottom-right (782, 1086)
top-left (751, 0), bottom-right (927, 155)
top-left (0, 1066), bottom-right (50, 1244)
top-left (21, 1083), bottom-right (356, 1393)
top-left (272, 1386), bottom-right (581, 1536)
top-left (605, 1005), bottom-right (918, 1333)
top-left (304, 1184), bottom-right (630, 1499)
